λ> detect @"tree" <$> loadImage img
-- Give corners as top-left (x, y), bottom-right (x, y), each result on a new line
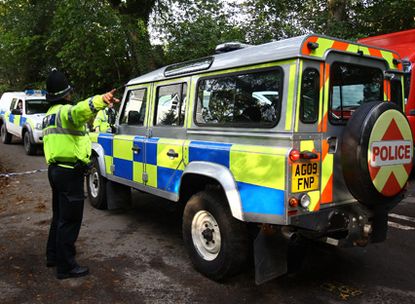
top-left (0, 0), bottom-right (57, 91)
top-left (153, 0), bottom-right (246, 63)
top-left (108, 0), bottom-right (165, 75)
top-left (46, 0), bottom-right (131, 96)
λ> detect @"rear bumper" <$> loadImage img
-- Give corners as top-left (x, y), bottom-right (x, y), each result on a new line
top-left (288, 202), bottom-right (394, 246)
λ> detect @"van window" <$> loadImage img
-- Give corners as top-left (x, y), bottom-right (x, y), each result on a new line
top-left (10, 98), bottom-right (17, 110)
top-left (329, 62), bottom-right (383, 123)
top-left (195, 68), bottom-right (283, 128)
top-left (26, 99), bottom-right (49, 114)
top-left (154, 83), bottom-right (187, 126)
top-left (300, 68), bottom-right (320, 123)
top-left (120, 89), bottom-right (147, 126)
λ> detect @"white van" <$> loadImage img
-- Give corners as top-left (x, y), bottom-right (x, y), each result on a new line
top-left (0, 90), bottom-right (48, 155)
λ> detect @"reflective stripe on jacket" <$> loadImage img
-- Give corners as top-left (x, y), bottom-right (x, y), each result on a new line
top-left (42, 95), bottom-right (107, 165)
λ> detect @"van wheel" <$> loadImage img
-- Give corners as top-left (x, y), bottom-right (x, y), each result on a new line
top-left (24, 131), bottom-right (36, 155)
top-left (1, 124), bottom-right (12, 144)
top-left (87, 157), bottom-right (107, 210)
top-left (182, 191), bottom-right (249, 281)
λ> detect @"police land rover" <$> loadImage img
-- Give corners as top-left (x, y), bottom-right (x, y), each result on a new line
top-left (87, 34), bottom-right (411, 283)
top-left (0, 90), bottom-right (48, 155)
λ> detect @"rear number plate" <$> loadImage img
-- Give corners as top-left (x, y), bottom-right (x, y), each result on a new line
top-left (292, 162), bottom-right (319, 193)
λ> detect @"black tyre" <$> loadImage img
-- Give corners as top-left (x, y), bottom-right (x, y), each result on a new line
top-left (182, 190), bottom-right (249, 281)
top-left (1, 124), bottom-right (12, 144)
top-left (87, 157), bottom-right (107, 210)
top-left (23, 131), bottom-right (37, 155)
top-left (341, 101), bottom-right (413, 207)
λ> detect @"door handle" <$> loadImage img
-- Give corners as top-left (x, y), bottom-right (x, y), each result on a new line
top-left (132, 145), bottom-right (141, 154)
top-left (167, 149), bottom-right (179, 158)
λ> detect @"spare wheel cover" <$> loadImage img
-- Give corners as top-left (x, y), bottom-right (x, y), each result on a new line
top-left (341, 101), bottom-right (413, 207)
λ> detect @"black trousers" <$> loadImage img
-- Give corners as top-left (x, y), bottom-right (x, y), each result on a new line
top-left (46, 164), bottom-right (85, 273)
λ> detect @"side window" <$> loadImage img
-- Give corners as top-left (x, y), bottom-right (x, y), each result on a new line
top-left (120, 89), bottom-right (147, 126)
top-left (300, 68), bottom-right (320, 123)
top-left (391, 78), bottom-right (403, 110)
top-left (195, 68), bottom-right (283, 128)
top-left (154, 83), bottom-right (187, 126)
top-left (10, 98), bottom-right (17, 110)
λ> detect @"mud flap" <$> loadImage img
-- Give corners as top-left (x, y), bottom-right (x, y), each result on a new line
top-left (370, 205), bottom-right (389, 243)
top-left (106, 180), bottom-right (131, 210)
top-left (254, 228), bottom-right (288, 285)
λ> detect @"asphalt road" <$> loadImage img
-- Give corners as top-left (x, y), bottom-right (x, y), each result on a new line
top-left (0, 138), bottom-right (414, 304)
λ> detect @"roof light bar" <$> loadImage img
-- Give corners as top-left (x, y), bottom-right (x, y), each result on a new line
top-left (25, 90), bottom-right (47, 96)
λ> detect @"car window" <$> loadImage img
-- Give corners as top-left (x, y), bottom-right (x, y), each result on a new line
top-left (10, 98), bottom-right (17, 110)
top-left (120, 89), bottom-right (147, 126)
top-left (154, 83), bottom-right (187, 126)
top-left (195, 68), bottom-right (283, 128)
top-left (26, 99), bottom-right (49, 114)
top-left (300, 68), bottom-right (320, 123)
top-left (329, 62), bottom-right (383, 123)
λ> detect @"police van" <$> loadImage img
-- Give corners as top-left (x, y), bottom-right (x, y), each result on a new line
top-left (0, 90), bottom-right (48, 155)
top-left (87, 34), bottom-right (411, 283)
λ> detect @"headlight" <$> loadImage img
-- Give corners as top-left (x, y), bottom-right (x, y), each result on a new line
top-left (35, 123), bottom-right (43, 130)
top-left (300, 194), bottom-right (311, 208)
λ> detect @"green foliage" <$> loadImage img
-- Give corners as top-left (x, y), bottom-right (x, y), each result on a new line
top-left (154, 0), bottom-right (246, 63)
top-left (0, 0), bottom-right (413, 98)
top-left (0, 0), bottom-right (56, 90)
top-left (46, 0), bottom-right (130, 96)
top-left (243, 0), bottom-right (415, 41)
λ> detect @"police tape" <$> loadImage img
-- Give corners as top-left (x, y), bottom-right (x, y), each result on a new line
top-left (0, 168), bottom-right (47, 178)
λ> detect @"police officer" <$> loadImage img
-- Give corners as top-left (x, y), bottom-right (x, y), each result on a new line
top-left (93, 102), bottom-right (116, 132)
top-left (43, 69), bottom-right (119, 279)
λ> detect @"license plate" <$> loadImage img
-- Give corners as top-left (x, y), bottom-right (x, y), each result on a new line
top-left (291, 162), bottom-right (319, 193)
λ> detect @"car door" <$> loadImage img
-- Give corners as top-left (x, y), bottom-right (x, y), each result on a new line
top-left (321, 53), bottom-right (388, 204)
top-left (7, 98), bottom-right (20, 136)
top-left (144, 79), bottom-right (188, 197)
top-left (109, 86), bottom-right (150, 186)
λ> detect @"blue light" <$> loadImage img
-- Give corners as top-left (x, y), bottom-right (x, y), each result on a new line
top-left (25, 90), bottom-right (46, 96)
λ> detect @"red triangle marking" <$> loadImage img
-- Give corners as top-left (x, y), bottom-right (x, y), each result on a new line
top-left (382, 118), bottom-right (404, 141)
top-left (404, 163), bottom-right (413, 176)
top-left (381, 172), bottom-right (402, 197)
top-left (368, 161), bottom-right (381, 180)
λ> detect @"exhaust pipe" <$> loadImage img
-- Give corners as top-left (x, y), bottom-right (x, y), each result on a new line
top-left (281, 226), bottom-right (297, 241)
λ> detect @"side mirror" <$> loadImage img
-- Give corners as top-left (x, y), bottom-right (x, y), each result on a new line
top-left (11, 109), bottom-right (22, 115)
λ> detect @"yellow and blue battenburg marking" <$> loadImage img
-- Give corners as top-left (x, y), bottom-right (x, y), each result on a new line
top-left (93, 134), bottom-right (288, 216)
top-left (7, 113), bottom-right (27, 127)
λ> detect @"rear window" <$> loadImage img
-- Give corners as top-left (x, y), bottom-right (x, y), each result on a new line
top-left (195, 68), bottom-right (283, 128)
top-left (329, 62), bottom-right (383, 123)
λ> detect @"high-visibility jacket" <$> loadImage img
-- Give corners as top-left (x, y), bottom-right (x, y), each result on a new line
top-left (93, 108), bottom-right (114, 132)
top-left (42, 95), bottom-right (107, 165)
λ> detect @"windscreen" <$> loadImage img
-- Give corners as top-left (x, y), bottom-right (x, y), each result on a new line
top-left (329, 62), bottom-right (383, 123)
top-left (26, 99), bottom-right (49, 114)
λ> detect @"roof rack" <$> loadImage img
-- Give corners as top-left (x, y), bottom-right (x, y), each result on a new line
top-left (215, 42), bottom-right (252, 54)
